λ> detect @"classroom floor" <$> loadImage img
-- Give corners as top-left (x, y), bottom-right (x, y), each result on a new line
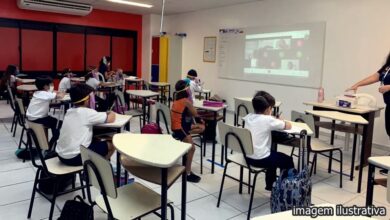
top-left (0, 99), bottom-right (389, 220)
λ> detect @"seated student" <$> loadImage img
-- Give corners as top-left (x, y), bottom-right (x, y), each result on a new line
top-left (85, 72), bottom-right (115, 111)
top-left (171, 79), bottom-right (205, 183)
top-left (186, 69), bottom-right (203, 102)
top-left (243, 92), bottom-right (294, 191)
top-left (56, 84), bottom-right (116, 166)
top-left (58, 68), bottom-right (73, 93)
top-left (26, 77), bottom-right (64, 148)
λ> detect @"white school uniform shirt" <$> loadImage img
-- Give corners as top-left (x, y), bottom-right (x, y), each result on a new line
top-left (58, 77), bottom-right (71, 92)
top-left (86, 77), bottom-right (100, 90)
top-left (26, 90), bottom-right (57, 121)
top-left (56, 107), bottom-right (107, 159)
top-left (189, 80), bottom-right (202, 100)
top-left (243, 113), bottom-right (285, 160)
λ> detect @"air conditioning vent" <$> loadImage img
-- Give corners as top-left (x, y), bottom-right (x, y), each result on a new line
top-left (18, 0), bottom-right (93, 16)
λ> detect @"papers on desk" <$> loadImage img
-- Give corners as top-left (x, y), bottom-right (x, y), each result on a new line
top-left (284, 125), bottom-right (304, 134)
top-left (95, 114), bottom-right (132, 128)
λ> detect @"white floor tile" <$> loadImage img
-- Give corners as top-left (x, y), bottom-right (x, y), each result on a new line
top-left (0, 197), bottom-right (60, 220)
top-left (0, 167), bottom-right (35, 187)
top-left (312, 182), bottom-right (359, 204)
top-left (153, 181), bottom-right (209, 205)
top-left (0, 181), bottom-right (39, 205)
top-left (193, 171), bottom-right (237, 194)
top-left (186, 195), bottom-right (241, 220)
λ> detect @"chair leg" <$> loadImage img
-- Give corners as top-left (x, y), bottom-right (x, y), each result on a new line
top-left (290, 146), bottom-right (295, 157)
top-left (49, 180), bottom-right (59, 220)
top-left (13, 119), bottom-right (18, 137)
top-left (168, 203), bottom-right (175, 220)
top-left (72, 174), bottom-right (76, 189)
top-left (11, 114), bottom-right (16, 132)
top-left (314, 156), bottom-right (317, 175)
top-left (328, 151), bottom-right (333, 173)
top-left (247, 173), bottom-right (259, 220)
top-left (310, 153), bottom-right (317, 176)
top-left (217, 163), bottom-right (229, 207)
top-left (18, 127), bottom-right (25, 149)
top-left (239, 166), bottom-right (244, 194)
top-left (338, 150), bottom-right (343, 188)
top-left (27, 169), bottom-right (40, 218)
top-left (248, 170), bottom-right (251, 194)
top-left (200, 138), bottom-right (203, 175)
top-left (79, 173), bottom-right (86, 199)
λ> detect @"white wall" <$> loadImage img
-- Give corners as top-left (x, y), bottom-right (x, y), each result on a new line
top-left (164, 0), bottom-right (390, 147)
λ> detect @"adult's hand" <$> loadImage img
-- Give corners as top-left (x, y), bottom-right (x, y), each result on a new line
top-left (346, 85), bottom-right (358, 93)
top-left (379, 85), bottom-right (390, 94)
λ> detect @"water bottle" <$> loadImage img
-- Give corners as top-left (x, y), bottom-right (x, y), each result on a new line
top-left (317, 87), bottom-right (324, 103)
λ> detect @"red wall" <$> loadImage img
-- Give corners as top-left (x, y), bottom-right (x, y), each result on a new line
top-left (0, 0), bottom-right (142, 77)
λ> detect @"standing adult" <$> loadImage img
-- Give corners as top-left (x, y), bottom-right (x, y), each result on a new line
top-left (98, 56), bottom-right (115, 81)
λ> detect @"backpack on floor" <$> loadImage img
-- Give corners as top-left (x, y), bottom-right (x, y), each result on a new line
top-left (58, 195), bottom-right (94, 220)
top-left (141, 123), bottom-right (163, 134)
top-left (15, 148), bottom-right (37, 160)
top-left (270, 130), bottom-right (312, 213)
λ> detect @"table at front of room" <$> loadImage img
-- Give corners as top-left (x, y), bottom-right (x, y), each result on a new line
top-left (193, 100), bottom-right (227, 173)
top-left (148, 82), bottom-right (171, 106)
top-left (305, 110), bottom-right (368, 193)
top-left (94, 114), bottom-right (132, 187)
top-left (113, 133), bottom-right (191, 220)
top-left (126, 90), bottom-right (159, 126)
top-left (195, 89), bottom-right (211, 100)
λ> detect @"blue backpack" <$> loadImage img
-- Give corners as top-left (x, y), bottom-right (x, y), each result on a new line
top-left (270, 130), bottom-right (312, 213)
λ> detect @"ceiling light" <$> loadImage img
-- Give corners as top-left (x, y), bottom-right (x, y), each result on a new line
top-left (107, 0), bottom-right (153, 8)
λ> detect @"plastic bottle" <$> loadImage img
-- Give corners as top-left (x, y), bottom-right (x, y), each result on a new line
top-left (317, 87), bottom-right (324, 103)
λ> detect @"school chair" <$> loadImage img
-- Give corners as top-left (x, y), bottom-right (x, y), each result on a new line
top-left (216, 122), bottom-right (266, 220)
top-left (234, 99), bottom-right (252, 127)
top-left (15, 97), bottom-right (28, 151)
top-left (115, 90), bottom-right (143, 130)
top-left (7, 85), bottom-right (19, 137)
top-left (26, 121), bottom-right (86, 220)
top-left (80, 146), bottom-right (175, 220)
top-left (291, 111), bottom-right (344, 188)
top-left (155, 102), bottom-right (205, 174)
top-left (97, 72), bottom-right (106, 82)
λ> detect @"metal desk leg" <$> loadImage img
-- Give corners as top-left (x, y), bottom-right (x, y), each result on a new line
top-left (142, 97), bottom-right (146, 126)
top-left (161, 168), bottom-right (168, 220)
top-left (365, 164), bottom-right (375, 207)
top-left (116, 152), bottom-right (121, 187)
top-left (211, 112), bottom-right (217, 174)
top-left (220, 109), bottom-right (227, 165)
top-left (357, 125), bottom-right (368, 193)
top-left (181, 155), bottom-right (187, 220)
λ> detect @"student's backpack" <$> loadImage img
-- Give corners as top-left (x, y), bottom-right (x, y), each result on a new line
top-left (141, 123), bottom-right (163, 134)
top-left (270, 130), bottom-right (312, 213)
top-left (58, 195), bottom-right (94, 220)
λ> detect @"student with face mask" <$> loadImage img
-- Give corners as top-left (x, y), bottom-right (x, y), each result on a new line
top-left (171, 80), bottom-right (205, 182)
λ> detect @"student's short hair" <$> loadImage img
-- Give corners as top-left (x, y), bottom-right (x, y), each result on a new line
top-left (35, 77), bottom-right (53, 90)
top-left (174, 79), bottom-right (189, 100)
top-left (254, 90), bottom-right (275, 107)
top-left (187, 69), bottom-right (198, 78)
top-left (70, 84), bottom-right (94, 106)
top-left (252, 95), bottom-right (271, 114)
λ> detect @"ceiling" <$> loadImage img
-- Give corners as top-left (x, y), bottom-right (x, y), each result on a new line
top-left (76, 0), bottom-right (262, 15)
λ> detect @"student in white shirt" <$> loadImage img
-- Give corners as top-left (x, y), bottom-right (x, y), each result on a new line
top-left (58, 68), bottom-right (72, 92)
top-left (186, 69), bottom-right (203, 101)
top-left (243, 91), bottom-right (294, 191)
top-left (26, 77), bottom-right (64, 148)
top-left (56, 84), bottom-right (116, 166)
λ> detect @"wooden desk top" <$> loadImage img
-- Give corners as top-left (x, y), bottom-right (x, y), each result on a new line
top-left (304, 101), bottom-right (383, 114)
top-left (126, 90), bottom-right (160, 98)
top-left (305, 110), bottom-right (368, 125)
top-left (95, 114), bottom-right (132, 128)
top-left (284, 121), bottom-right (313, 136)
top-left (17, 84), bottom-right (37, 91)
top-left (70, 77), bottom-right (85, 82)
top-left (125, 77), bottom-right (143, 82)
top-left (16, 78), bottom-right (35, 84)
top-left (113, 133), bottom-right (191, 168)
top-left (193, 100), bottom-right (227, 112)
top-left (368, 156), bottom-right (390, 170)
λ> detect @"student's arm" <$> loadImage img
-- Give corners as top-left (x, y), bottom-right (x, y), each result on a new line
top-left (184, 100), bottom-right (199, 117)
top-left (347, 72), bottom-right (380, 92)
top-left (56, 92), bottom-right (65, 99)
top-left (269, 116), bottom-right (290, 130)
top-left (106, 111), bottom-right (116, 123)
top-left (284, 120), bottom-right (292, 130)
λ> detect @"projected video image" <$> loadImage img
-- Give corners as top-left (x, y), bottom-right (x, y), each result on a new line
top-left (244, 30), bottom-right (310, 77)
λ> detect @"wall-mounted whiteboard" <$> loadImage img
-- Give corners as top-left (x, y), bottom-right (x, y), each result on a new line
top-left (218, 22), bottom-right (326, 88)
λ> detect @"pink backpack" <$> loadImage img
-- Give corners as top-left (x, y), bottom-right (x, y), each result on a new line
top-left (141, 123), bottom-right (163, 134)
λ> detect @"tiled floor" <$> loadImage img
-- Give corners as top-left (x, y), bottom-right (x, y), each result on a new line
top-left (0, 99), bottom-right (389, 219)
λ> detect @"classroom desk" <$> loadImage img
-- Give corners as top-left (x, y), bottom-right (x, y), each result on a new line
top-left (234, 97), bottom-right (282, 126)
top-left (195, 89), bottom-right (211, 100)
top-left (95, 114), bottom-right (132, 187)
top-left (70, 77), bottom-right (85, 83)
top-left (254, 203), bottom-right (374, 219)
top-left (17, 84), bottom-right (37, 92)
top-left (148, 82), bottom-right (171, 106)
top-left (16, 78), bottom-right (35, 84)
top-left (304, 101), bottom-right (383, 168)
top-left (125, 77), bottom-right (144, 90)
top-left (126, 90), bottom-right (159, 126)
top-left (305, 110), bottom-right (368, 193)
top-left (366, 156), bottom-right (390, 208)
top-left (113, 133), bottom-right (191, 220)
top-left (193, 100), bottom-right (227, 173)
